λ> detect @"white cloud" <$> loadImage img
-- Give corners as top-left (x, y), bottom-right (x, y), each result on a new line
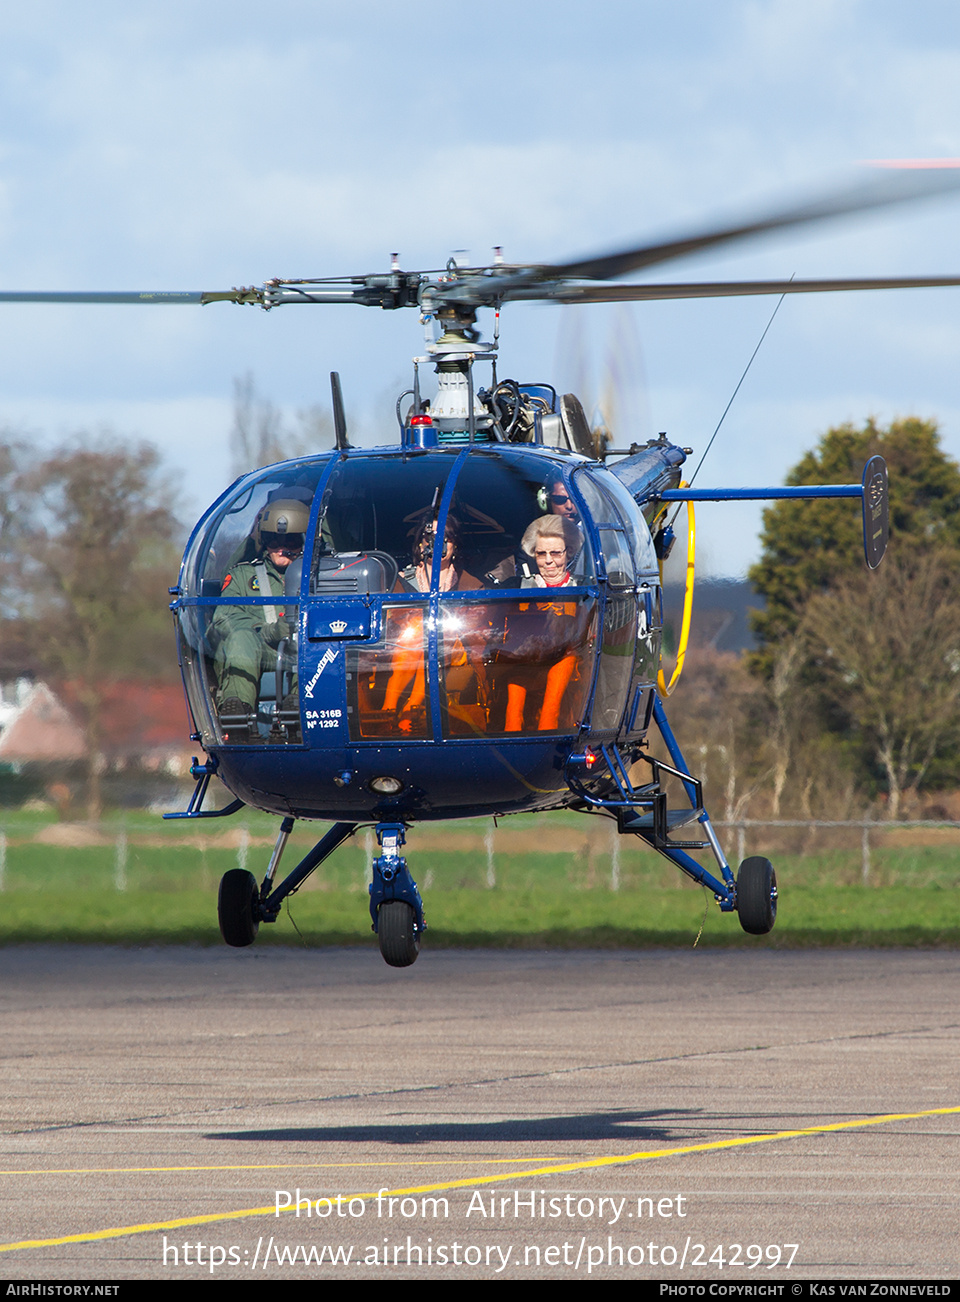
top-left (1, 0), bottom-right (960, 574)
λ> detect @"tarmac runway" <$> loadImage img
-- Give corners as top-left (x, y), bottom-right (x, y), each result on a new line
top-left (0, 944), bottom-right (957, 1281)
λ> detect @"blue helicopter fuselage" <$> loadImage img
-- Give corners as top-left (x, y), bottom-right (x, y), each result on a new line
top-left (171, 438), bottom-right (685, 824)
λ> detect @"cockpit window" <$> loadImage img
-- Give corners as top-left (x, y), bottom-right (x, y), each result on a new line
top-left (446, 454), bottom-right (595, 588)
top-left (573, 471), bottom-right (651, 589)
top-left (344, 592), bottom-right (598, 741)
top-left (177, 458), bottom-right (330, 748)
top-left (310, 454), bottom-right (454, 593)
top-left (183, 460), bottom-right (329, 599)
top-left (440, 594), bottom-right (597, 737)
top-left (592, 469), bottom-right (658, 576)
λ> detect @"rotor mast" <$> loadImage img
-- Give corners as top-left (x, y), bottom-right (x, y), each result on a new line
top-left (414, 298), bottom-right (499, 439)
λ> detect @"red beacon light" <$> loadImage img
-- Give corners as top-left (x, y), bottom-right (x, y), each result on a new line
top-left (404, 412), bottom-right (438, 449)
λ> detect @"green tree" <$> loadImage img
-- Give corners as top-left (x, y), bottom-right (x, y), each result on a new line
top-left (0, 434), bottom-right (30, 674)
top-left (749, 418), bottom-right (960, 672)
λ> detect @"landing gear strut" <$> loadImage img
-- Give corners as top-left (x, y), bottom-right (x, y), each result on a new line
top-left (565, 696), bottom-right (780, 938)
top-left (369, 823), bottom-right (424, 968)
top-left (216, 819), bottom-right (355, 947)
top-left (214, 817), bottom-right (425, 967)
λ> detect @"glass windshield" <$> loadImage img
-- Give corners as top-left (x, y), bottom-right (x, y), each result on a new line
top-left (312, 453), bottom-right (455, 593)
top-left (184, 460), bottom-right (328, 599)
top-left (592, 468), bottom-right (658, 576)
top-left (178, 588), bottom-right (302, 748)
top-left (177, 460), bottom-right (327, 747)
top-left (346, 603), bottom-right (430, 740)
top-left (440, 594), bottom-right (597, 737)
top-left (448, 452), bottom-right (595, 588)
top-left (575, 468), bottom-right (657, 580)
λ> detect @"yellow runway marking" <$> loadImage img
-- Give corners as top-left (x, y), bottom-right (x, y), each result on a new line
top-left (2, 1105), bottom-right (958, 1254)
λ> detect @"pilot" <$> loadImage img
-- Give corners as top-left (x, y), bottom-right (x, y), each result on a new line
top-left (505, 514), bottom-right (586, 732)
top-left (535, 470), bottom-right (585, 581)
top-left (540, 469), bottom-right (581, 525)
top-left (211, 498), bottom-right (310, 732)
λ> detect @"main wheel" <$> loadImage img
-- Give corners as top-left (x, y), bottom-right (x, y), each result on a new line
top-left (377, 901), bottom-right (421, 967)
top-left (736, 856), bottom-right (778, 935)
top-left (218, 868), bottom-right (260, 947)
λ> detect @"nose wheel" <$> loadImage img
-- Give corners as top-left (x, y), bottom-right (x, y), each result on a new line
top-left (370, 823), bottom-right (425, 967)
top-left (377, 901), bottom-right (421, 967)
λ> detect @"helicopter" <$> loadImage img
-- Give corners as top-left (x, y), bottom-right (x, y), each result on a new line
top-left (4, 165), bottom-right (959, 966)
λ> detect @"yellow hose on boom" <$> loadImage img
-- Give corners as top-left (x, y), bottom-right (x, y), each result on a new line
top-left (657, 488), bottom-right (696, 697)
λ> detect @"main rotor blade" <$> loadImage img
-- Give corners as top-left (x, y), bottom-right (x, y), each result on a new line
top-left (0, 284), bottom-right (388, 307)
top-left (507, 274), bottom-right (960, 304)
top-left (538, 164), bottom-right (960, 283)
top-left (0, 290), bottom-right (210, 304)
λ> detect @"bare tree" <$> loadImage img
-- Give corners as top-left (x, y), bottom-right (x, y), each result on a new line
top-left (230, 373), bottom-right (333, 476)
top-left (665, 641), bottom-right (863, 822)
top-left (0, 433), bottom-right (29, 602)
top-left (16, 439), bottom-right (182, 819)
top-left (760, 639), bottom-right (858, 819)
top-left (666, 648), bottom-right (769, 822)
top-left (802, 548), bottom-right (960, 819)
top-left (766, 639), bottom-right (803, 817)
top-left (291, 403), bottom-right (334, 453)
top-left (230, 372), bottom-right (284, 476)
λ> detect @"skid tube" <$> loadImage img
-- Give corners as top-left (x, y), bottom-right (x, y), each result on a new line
top-left (566, 695), bottom-right (737, 911)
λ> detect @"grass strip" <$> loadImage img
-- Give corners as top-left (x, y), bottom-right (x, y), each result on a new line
top-left (1, 885), bottom-right (957, 948)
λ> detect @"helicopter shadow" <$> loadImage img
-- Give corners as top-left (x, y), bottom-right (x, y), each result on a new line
top-left (208, 1108), bottom-right (702, 1147)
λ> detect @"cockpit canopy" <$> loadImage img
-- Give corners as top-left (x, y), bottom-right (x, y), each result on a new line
top-left (181, 446), bottom-right (656, 598)
top-left (176, 446), bottom-right (659, 751)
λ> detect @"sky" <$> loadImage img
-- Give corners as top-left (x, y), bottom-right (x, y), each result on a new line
top-left (2, 0), bottom-right (960, 574)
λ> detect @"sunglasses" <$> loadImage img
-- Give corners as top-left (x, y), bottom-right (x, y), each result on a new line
top-left (549, 493), bottom-right (572, 506)
top-left (264, 536), bottom-right (304, 555)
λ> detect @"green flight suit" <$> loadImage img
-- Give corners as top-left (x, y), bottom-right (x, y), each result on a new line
top-left (210, 557), bottom-right (294, 709)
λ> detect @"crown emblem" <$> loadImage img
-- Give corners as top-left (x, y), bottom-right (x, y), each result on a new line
top-left (329, 620), bottom-right (348, 634)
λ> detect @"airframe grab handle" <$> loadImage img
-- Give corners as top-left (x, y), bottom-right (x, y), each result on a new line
top-left (657, 454), bottom-right (889, 570)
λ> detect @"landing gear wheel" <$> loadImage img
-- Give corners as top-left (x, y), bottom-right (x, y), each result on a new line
top-left (377, 901), bottom-right (421, 967)
top-left (736, 856), bottom-right (778, 935)
top-left (218, 868), bottom-right (260, 947)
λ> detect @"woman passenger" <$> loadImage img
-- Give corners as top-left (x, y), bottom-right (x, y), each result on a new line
top-left (505, 515), bottom-right (586, 732)
top-left (520, 514), bottom-right (580, 590)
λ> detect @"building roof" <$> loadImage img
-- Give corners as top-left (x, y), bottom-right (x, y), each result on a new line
top-left (0, 680), bottom-right (86, 762)
top-left (0, 678), bottom-right (193, 764)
